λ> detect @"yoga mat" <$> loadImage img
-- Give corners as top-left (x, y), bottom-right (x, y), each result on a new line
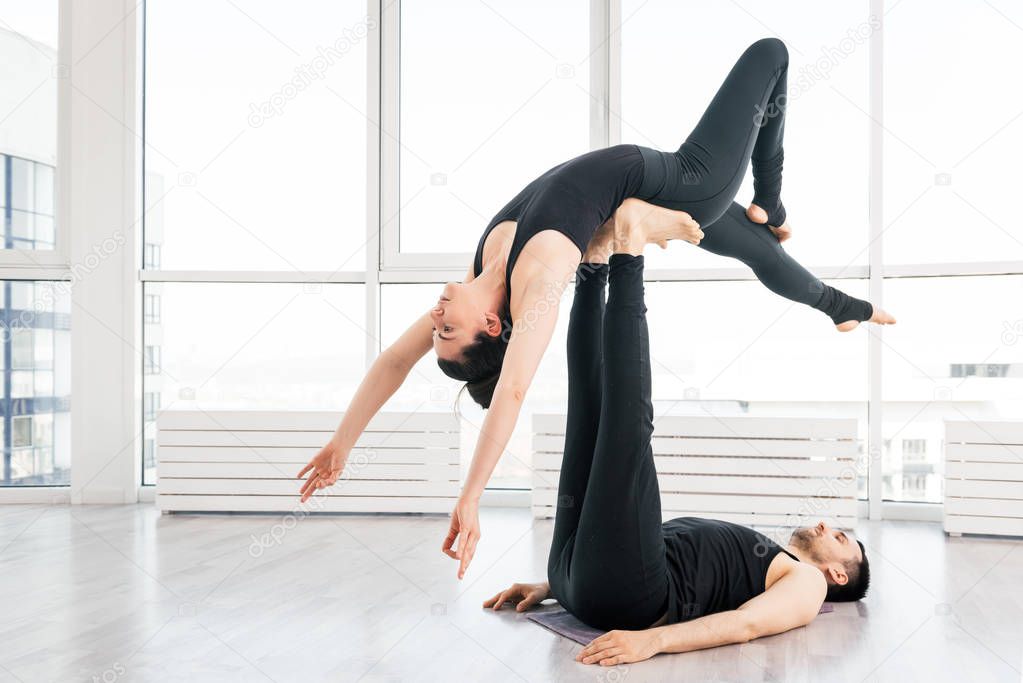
top-left (527, 608), bottom-right (605, 646)
top-left (528, 603), bottom-right (835, 646)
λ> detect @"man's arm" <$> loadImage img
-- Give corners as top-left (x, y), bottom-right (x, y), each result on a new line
top-left (577, 562), bottom-right (825, 666)
top-left (657, 562), bottom-right (826, 654)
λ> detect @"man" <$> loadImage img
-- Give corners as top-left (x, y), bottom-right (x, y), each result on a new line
top-left (486, 519), bottom-right (869, 666)
top-left (482, 249), bottom-right (869, 667)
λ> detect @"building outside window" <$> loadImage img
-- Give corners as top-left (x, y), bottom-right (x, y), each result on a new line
top-left (144, 293), bottom-right (161, 324)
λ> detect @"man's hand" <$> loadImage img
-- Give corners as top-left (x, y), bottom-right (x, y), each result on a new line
top-left (482, 581), bottom-right (551, 612)
top-left (576, 629), bottom-right (662, 666)
top-left (747, 203), bottom-right (792, 242)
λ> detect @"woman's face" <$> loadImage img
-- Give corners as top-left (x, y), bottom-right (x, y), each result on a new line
top-left (430, 282), bottom-right (488, 362)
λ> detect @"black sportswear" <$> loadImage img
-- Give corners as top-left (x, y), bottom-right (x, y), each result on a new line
top-left (472, 38), bottom-right (872, 325)
top-left (547, 257), bottom-right (801, 630)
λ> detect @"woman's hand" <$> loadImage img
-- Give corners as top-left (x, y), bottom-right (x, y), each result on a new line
top-left (296, 439), bottom-right (347, 502)
top-left (576, 629), bottom-right (662, 666)
top-left (483, 581), bottom-right (551, 612)
top-left (442, 496), bottom-right (481, 579)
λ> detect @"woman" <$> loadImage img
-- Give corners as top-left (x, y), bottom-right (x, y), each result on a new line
top-left (297, 38), bottom-right (894, 579)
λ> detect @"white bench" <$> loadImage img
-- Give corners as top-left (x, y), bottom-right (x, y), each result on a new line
top-left (155, 411), bottom-right (460, 513)
top-left (532, 414), bottom-right (858, 528)
top-left (945, 420), bottom-right (1023, 537)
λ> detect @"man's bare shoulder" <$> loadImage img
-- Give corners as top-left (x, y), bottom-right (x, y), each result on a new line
top-left (766, 550), bottom-right (825, 593)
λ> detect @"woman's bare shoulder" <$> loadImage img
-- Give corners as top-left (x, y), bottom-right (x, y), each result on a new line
top-left (466, 220), bottom-right (517, 284)
top-left (508, 230), bottom-right (579, 316)
top-left (512, 230), bottom-right (580, 281)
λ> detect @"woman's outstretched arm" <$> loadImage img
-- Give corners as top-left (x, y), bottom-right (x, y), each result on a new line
top-left (298, 310), bottom-right (435, 501)
top-left (300, 264), bottom-right (481, 500)
top-left (443, 231), bottom-right (580, 578)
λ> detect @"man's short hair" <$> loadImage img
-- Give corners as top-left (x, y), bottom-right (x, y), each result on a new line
top-left (826, 540), bottom-right (870, 602)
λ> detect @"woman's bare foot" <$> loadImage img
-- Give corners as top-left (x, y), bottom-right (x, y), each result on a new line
top-left (835, 306), bottom-right (897, 332)
top-left (747, 203), bottom-right (792, 242)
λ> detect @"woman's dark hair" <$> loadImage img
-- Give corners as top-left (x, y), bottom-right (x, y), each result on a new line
top-left (436, 315), bottom-right (510, 409)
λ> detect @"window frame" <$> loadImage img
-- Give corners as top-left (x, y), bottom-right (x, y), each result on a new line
top-left (0, 1), bottom-right (73, 494)
top-left (0, 5), bottom-right (70, 273)
top-left (4, 0), bottom-right (996, 522)
top-left (138, 0), bottom-right (1023, 514)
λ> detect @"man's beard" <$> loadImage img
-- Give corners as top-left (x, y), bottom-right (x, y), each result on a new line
top-left (789, 528), bottom-right (825, 563)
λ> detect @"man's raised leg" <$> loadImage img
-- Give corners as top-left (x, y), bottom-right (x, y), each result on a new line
top-left (547, 262), bottom-right (609, 612)
top-left (567, 254), bottom-right (669, 631)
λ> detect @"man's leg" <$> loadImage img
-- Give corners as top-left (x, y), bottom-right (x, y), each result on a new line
top-left (547, 262), bottom-right (609, 613)
top-left (566, 254), bottom-right (669, 631)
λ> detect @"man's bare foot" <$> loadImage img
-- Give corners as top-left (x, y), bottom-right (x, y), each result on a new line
top-left (582, 213), bottom-right (659, 260)
top-left (835, 307), bottom-right (897, 332)
top-left (615, 198), bottom-right (703, 248)
top-left (747, 203), bottom-right (792, 242)
top-left (582, 218), bottom-right (615, 263)
top-left (611, 215), bottom-right (647, 256)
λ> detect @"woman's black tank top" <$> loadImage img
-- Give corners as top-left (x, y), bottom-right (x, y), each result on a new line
top-left (471, 144), bottom-right (647, 298)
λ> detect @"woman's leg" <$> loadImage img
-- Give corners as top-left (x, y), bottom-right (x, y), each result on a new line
top-left (547, 262), bottom-right (609, 615)
top-left (637, 38), bottom-right (789, 228)
top-left (633, 38), bottom-right (879, 326)
top-left (699, 202), bottom-right (874, 325)
top-left (562, 254), bottom-right (669, 631)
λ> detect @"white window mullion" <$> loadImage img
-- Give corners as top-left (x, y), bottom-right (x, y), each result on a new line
top-left (68, 0), bottom-right (141, 503)
top-left (607, 0), bottom-right (622, 147)
top-left (867, 0), bottom-right (885, 521)
top-left (589, 0), bottom-right (611, 151)
top-left (378, 0), bottom-right (402, 272)
top-left (137, 270), bottom-right (368, 284)
top-left (366, 0), bottom-right (384, 366)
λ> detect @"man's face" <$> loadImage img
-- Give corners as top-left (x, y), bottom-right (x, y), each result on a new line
top-left (789, 520), bottom-right (862, 567)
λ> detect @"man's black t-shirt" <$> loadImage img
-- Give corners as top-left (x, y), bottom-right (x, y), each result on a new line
top-left (661, 517), bottom-right (799, 623)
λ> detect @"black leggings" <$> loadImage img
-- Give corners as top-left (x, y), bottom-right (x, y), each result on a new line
top-left (547, 256), bottom-right (669, 631)
top-left (637, 38), bottom-right (872, 326)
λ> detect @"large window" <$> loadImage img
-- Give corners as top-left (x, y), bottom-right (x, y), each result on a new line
top-left (143, 1), bottom-right (370, 483)
top-left (881, 275), bottom-right (1023, 502)
top-left (0, 3), bottom-right (69, 487)
top-left (645, 280), bottom-right (870, 497)
top-left (144, 0), bottom-right (369, 271)
top-left (137, 1), bottom-right (1023, 514)
top-left (876, 0), bottom-right (1023, 499)
top-left (394, 0), bottom-right (591, 260)
top-left (141, 283), bottom-right (365, 484)
top-left (621, 0), bottom-right (871, 270)
top-left (884, 0), bottom-right (1023, 265)
top-left (0, 281), bottom-right (71, 486)
top-left (4, 156), bottom-right (55, 250)
top-left (620, 2), bottom-right (871, 496)
top-left (0, 3), bottom-right (58, 253)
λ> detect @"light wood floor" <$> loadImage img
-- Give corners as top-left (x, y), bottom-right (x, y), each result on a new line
top-left (1, 504), bottom-right (1021, 682)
